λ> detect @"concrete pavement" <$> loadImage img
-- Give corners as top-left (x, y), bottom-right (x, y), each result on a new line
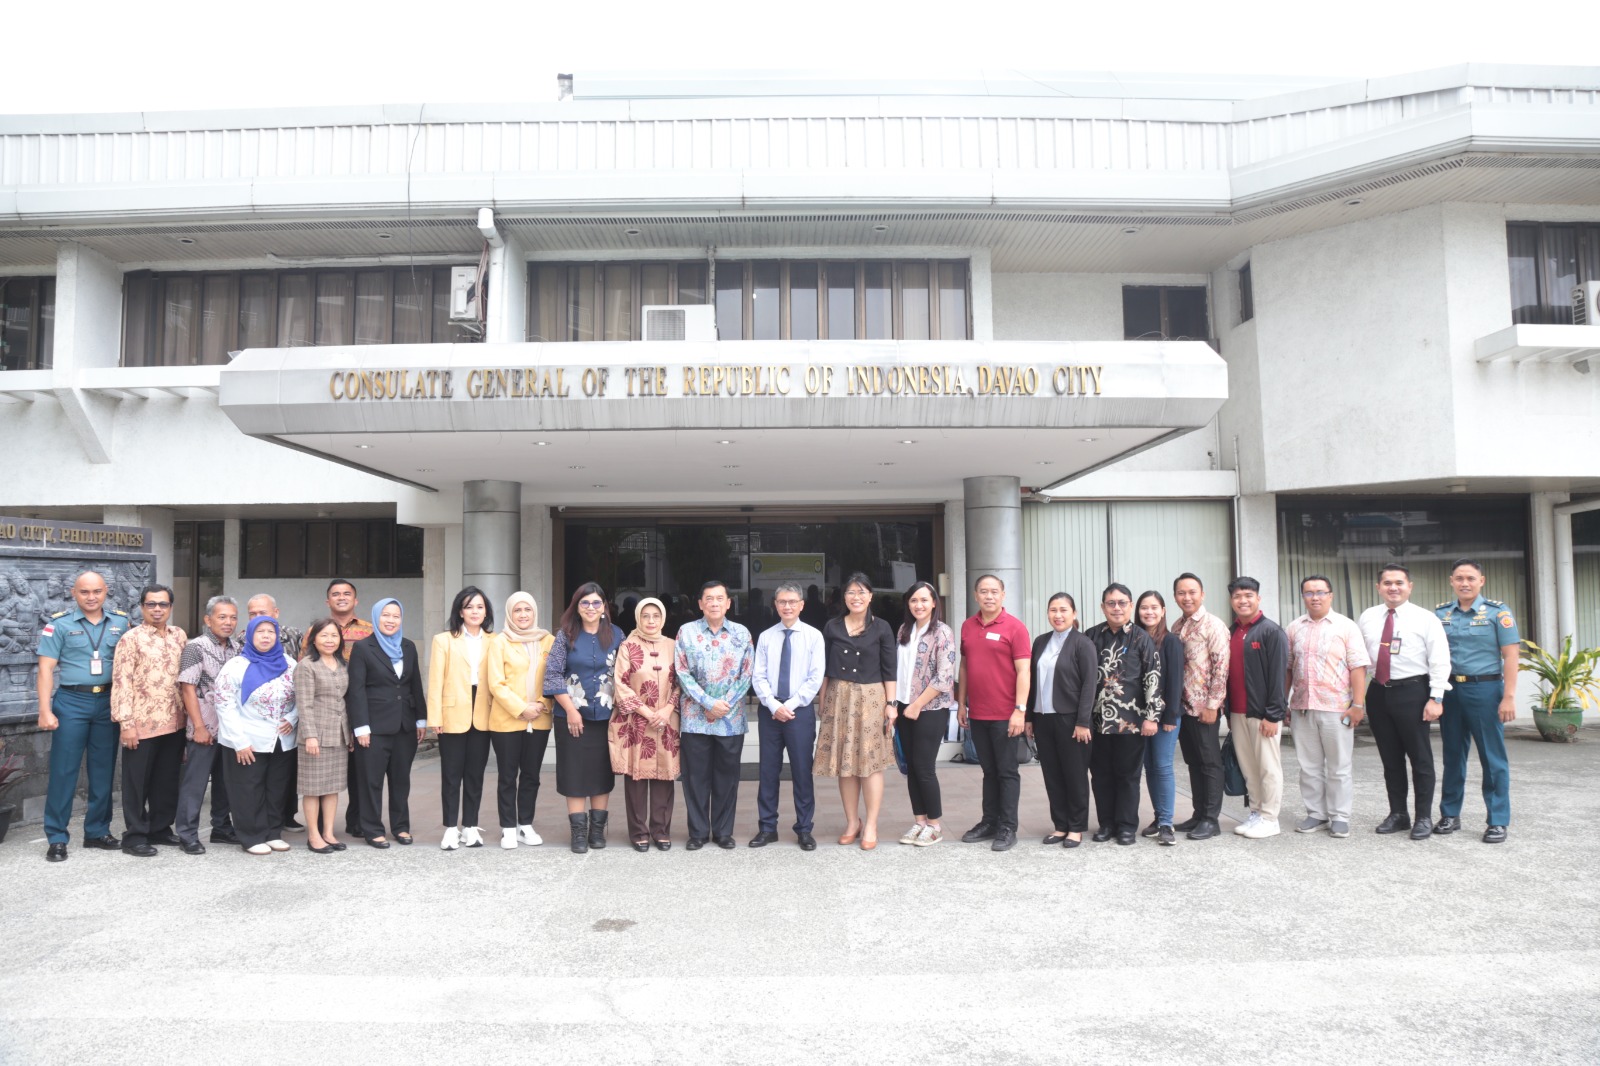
top-left (1, 724), bottom-right (1597, 1065)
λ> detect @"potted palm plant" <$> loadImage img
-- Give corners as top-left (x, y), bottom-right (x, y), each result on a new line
top-left (0, 737), bottom-right (30, 843)
top-left (1519, 637), bottom-right (1600, 742)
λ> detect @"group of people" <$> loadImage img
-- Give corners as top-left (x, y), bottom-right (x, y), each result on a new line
top-left (33, 555), bottom-right (1520, 863)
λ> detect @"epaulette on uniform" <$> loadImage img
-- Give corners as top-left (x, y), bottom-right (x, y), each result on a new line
top-left (51, 609), bottom-right (68, 618)
top-left (1435, 602), bottom-right (1452, 610)
top-left (1484, 599), bottom-right (1506, 608)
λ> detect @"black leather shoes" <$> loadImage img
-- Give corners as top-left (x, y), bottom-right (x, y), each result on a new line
top-left (1174, 816), bottom-right (1201, 833)
top-left (181, 840), bottom-right (206, 855)
top-left (1433, 816), bottom-right (1461, 835)
top-left (653, 839), bottom-right (672, 851)
top-left (1375, 812), bottom-right (1411, 835)
top-left (46, 843), bottom-right (67, 862)
top-left (1140, 820), bottom-right (1159, 838)
top-left (1187, 820), bottom-right (1221, 841)
top-left (569, 814), bottom-right (590, 855)
top-left (1158, 825), bottom-right (1177, 846)
top-left (83, 834), bottom-right (121, 850)
top-left (1062, 834), bottom-right (1082, 849)
top-left (209, 828), bottom-right (239, 845)
top-left (1091, 826), bottom-right (1114, 843)
top-left (122, 843), bottom-right (157, 857)
top-left (588, 811), bottom-right (609, 850)
top-left (631, 840), bottom-right (650, 852)
top-left (714, 836), bottom-right (736, 849)
top-left (1115, 830), bottom-right (1137, 846)
top-left (1483, 825), bottom-right (1507, 844)
top-left (749, 830), bottom-right (779, 848)
top-left (961, 822), bottom-right (997, 843)
top-left (148, 830), bottom-right (182, 847)
top-left (990, 828), bottom-right (1017, 851)
top-left (366, 836), bottom-right (391, 849)
top-left (797, 832), bottom-right (816, 851)
top-left (686, 837), bottom-right (707, 851)
top-left (1409, 817), bottom-right (1433, 840)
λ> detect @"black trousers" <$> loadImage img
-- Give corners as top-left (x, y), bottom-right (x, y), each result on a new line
top-left (1366, 678), bottom-right (1435, 818)
top-left (969, 719), bottom-right (1020, 832)
top-left (280, 746), bottom-right (299, 823)
top-left (120, 730), bottom-right (185, 847)
top-left (894, 707), bottom-right (950, 820)
top-left (344, 748), bottom-right (364, 834)
top-left (1090, 730), bottom-right (1146, 834)
top-left (1033, 715), bottom-right (1092, 833)
top-left (489, 728), bottom-right (550, 828)
top-left (223, 744), bottom-right (293, 848)
top-left (1178, 713), bottom-right (1224, 821)
top-left (680, 733), bottom-right (743, 841)
top-left (438, 725), bottom-right (492, 827)
top-left (357, 730), bottom-right (417, 840)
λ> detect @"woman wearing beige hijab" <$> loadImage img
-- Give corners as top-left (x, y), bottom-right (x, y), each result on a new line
top-left (485, 591), bottom-right (555, 850)
top-left (608, 597), bottom-right (681, 851)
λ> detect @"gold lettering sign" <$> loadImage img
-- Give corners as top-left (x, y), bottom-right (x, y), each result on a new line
top-left (326, 364), bottom-right (1105, 400)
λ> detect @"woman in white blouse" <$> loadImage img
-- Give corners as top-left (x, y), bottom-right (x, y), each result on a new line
top-left (427, 586), bottom-right (496, 851)
top-left (215, 616), bottom-right (299, 855)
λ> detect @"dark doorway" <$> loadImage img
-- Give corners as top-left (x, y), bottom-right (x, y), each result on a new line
top-left (558, 514), bottom-right (938, 637)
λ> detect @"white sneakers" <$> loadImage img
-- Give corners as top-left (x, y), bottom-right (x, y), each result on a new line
top-left (440, 826), bottom-right (461, 851)
top-left (1234, 812), bottom-right (1282, 839)
top-left (501, 828), bottom-right (519, 850)
top-left (517, 825), bottom-right (542, 846)
top-left (914, 824), bottom-right (943, 847)
top-left (500, 825), bottom-right (543, 848)
top-left (246, 843), bottom-right (272, 855)
top-left (899, 824), bottom-right (925, 845)
top-left (461, 826), bottom-right (484, 848)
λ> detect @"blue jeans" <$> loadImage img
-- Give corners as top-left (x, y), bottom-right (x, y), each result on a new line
top-left (1143, 723), bottom-right (1181, 826)
top-left (44, 689), bottom-right (119, 844)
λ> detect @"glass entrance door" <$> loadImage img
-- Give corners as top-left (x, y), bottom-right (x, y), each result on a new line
top-left (559, 514), bottom-right (938, 637)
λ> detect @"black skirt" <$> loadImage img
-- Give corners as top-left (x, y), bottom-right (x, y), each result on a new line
top-left (554, 716), bottom-right (617, 797)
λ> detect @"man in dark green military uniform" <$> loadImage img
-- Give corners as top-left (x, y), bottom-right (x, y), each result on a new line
top-left (36, 570), bottom-right (132, 862)
top-left (1434, 558), bottom-right (1519, 844)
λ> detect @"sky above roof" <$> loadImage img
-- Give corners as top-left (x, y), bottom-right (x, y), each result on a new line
top-left (8, 0), bottom-right (1598, 115)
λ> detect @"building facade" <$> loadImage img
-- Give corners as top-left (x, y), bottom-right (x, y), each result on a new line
top-left (2, 65), bottom-right (1599, 699)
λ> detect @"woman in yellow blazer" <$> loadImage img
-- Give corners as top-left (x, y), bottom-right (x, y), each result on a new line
top-left (486, 590), bottom-right (555, 850)
top-left (427, 586), bottom-right (494, 850)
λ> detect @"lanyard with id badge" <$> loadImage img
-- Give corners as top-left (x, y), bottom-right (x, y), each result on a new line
top-left (84, 617), bottom-right (110, 676)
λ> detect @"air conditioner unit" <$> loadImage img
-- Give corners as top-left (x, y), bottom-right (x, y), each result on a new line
top-left (642, 304), bottom-right (717, 342)
top-left (1573, 281), bottom-right (1600, 326)
top-left (448, 265), bottom-right (480, 323)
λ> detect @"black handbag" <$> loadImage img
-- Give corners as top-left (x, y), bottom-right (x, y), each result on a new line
top-left (1220, 731), bottom-right (1248, 797)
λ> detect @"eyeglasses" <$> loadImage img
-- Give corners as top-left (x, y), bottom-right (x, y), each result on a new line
top-left (1102, 599), bottom-right (1131, 608)
top-left (142, 601), bottom-right (172, 609)
top-left (1301, 590), bottom-right (1332, 598)
top-left (775, 598), bottom-right (802, 607)
top-left (578, 599), bottom-right (605, 609)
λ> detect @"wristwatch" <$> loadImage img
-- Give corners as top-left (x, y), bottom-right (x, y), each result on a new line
top-left (1013, 705), bottom-right (1025, 712)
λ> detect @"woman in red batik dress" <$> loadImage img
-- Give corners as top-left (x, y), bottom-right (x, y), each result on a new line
top-left (608, 597), bottom-right (682, 852)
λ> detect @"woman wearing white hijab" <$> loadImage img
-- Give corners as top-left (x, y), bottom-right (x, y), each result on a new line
top-left (608, 597), bottom-right (682, 851)
top-left (486, 591), bottom-right (556, 849)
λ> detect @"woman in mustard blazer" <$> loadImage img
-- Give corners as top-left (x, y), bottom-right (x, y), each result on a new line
top-left (427, 586), bottom-right (495, 850)
top-left (486, 591), bottom-right (556, 849)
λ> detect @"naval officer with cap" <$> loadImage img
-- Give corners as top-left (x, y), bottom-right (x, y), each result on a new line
top-left (1434, 558), bottom-right (1520, 844)
top-left (36, 569), bottom-right (132, 862)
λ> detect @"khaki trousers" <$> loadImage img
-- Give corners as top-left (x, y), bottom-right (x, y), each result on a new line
top-left (1228, 713), bottom-right (1282, 819)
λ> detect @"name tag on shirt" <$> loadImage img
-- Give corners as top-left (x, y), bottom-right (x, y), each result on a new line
top-left (986, 632), bottom-right (1003, 641)
top-left (1389, 638), bottom-right (1402, 655)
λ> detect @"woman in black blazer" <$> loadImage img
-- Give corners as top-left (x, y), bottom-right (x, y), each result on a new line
top-left (346, 597), bottom-right (426, 848)
top-left (1136, 590), bottom-right (1187, 846)
top-left (1024, 592), bottom-right (1097, 848)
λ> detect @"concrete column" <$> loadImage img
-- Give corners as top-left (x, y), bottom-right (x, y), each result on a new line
top-left (463, 480), bottom-right (520, 614)
top-left (943, 497), bottom-right (967, 624)
top-left (1234, 493), bottom-right (1280, 619)
top-left (1555, 509), bottom-right (1576, 644)
top-left (968, 248), bottom-right (994, 342)
top-left (52, 243), bottom-right (123, 462)
top-left (1531, 491), bottom-right (1568, 648)
top-left (485, 235), bottom-right (529, 344)
top-left (963, 476), bottom-right (1021, 607)
top-left (520, 502), bottom-right (554, 622)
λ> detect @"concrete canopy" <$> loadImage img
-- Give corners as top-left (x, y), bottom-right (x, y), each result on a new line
top-left (218, 338), bottom-right (1226, 501)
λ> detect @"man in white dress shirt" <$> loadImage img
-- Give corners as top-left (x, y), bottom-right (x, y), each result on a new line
top-left (749, 582), bottom-right (826, 851)
top-left (1357, 564), bottom-right (1451, 840)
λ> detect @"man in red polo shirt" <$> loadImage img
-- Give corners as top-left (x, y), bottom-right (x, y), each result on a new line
top-left (957, 574), bottom-right (1031, 851)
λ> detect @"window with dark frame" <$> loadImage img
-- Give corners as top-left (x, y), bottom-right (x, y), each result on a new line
top-left (528, 259), bottom-right (972, 341)
top-left (0, 276), bottom-right (56, 371)
top-left (122, 266), bottom-right (478, 367)
top-left (239, 519), bottom-right (425, 580)
top-left (1238, 263), bottom-right (1254, 324)
top-left (1122, 285), bottom-right (1212, 344)
top-left (1507, 222), bottom-right (1600, 325)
